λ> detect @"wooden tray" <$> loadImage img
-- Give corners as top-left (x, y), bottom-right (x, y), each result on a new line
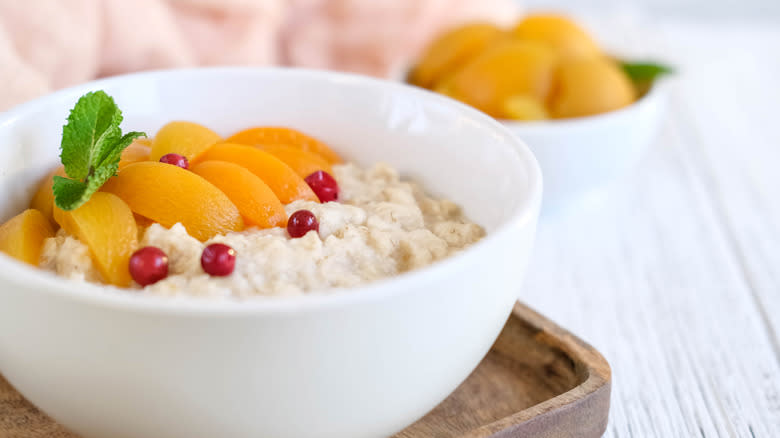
top-left (0, 302), bottom-right (611, 437)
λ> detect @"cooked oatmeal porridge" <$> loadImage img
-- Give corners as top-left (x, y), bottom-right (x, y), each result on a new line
top-left (39, 163), bottom-right (484, 297)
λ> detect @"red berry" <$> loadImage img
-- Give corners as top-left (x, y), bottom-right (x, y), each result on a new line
top-left (304, 170), bottom-right (339, 202)
top-left (159, 153), bottom-right (189, 169)
top-left (129, 246), bottom-right (169, 286)
top-left (287, 210), bottom-right (319, 238)
top-left (201, 243), bottom-right (236, 276)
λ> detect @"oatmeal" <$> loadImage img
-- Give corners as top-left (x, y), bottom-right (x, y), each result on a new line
top-left (39, 163), bottom-right (484, 297)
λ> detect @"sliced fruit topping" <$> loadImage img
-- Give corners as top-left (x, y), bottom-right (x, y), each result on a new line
top-left (226, 127), bottom-right (342, 164)
top-left (150, 121), bottom-right (221, 162)
top-left (201, 243), bottom-right (236, 276)
top-left (438, 40), bottom-right (558, 118)
top-left (255, 144), bottom-right (333, 178)
top-left (512, 13), bottom-right (601, 61)
top-left (30, 166), bottom-right (67, 227)
top-left (102, 161), bottom-right (244, 241)
top-left (0, 209), bottom-right (55, 266)
top-left (129, 246), bottom-right (169, 286)
top-left (53, 192), bottom-right (138, 286)
top-left (191, 160), bottom-right (287, 228)
top-left (194, 143), bottom-right (318, 204)
top-left (550, 57), bottom-right (637, 118)
top-left (159, 153), bottom-right (189, 169)
top-left (118, 141), bottom-right (152, 171)
top-left (304, 170), bottom-right (339, 203)
top-left (409, 22), bottom-right (506, 89)
top-left (287, 210), bottom-right (319, 238)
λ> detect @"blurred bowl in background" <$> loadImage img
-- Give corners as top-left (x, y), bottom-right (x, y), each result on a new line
top-left (502, 81), bottom-right (666, 215)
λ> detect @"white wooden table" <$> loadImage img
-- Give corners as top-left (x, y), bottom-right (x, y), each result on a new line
top-left (521, 18), bottom-right (780, 437)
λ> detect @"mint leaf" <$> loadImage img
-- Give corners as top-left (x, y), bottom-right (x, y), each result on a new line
top-left (53, 91), bottom-right (145, 211)
top-left (51, 176), bottom-right (89, 211)
top-left (620, 62), bottom-right (673, 83)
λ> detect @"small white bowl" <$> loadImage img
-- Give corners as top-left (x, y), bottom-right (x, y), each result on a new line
top-left (503, 83), bottom-right (666, 214)
top-left (0, 68), bottom-right (541, 438)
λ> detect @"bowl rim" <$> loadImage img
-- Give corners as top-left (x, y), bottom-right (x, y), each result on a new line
top-left (499, 79), bottom-right (666, 131)
top-left (0, 66), bottom-right (542, 315)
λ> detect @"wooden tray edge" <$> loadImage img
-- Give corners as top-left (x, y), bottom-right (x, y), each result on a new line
top-left (465, 302), bottom-right (612, 438)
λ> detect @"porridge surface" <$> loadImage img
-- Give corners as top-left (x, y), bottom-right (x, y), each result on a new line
top-left (40, 163), bottom-right (484, 297)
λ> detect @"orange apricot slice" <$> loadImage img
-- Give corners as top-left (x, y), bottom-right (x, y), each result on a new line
top-left (0, 209), bottom-right (55, 266)
top-left (513, 14), bottom-right (601, 61)
top-left (226, 127), bottom-right (342, 164)
top-left (194, 144), bottom-right (319, 204)
top-left (192, 161), bottom-right (287, 228)
top-left (119, 141), bottom-right (152, 170)
top-left (29, 166), bottom-right (67, 227)
top-left (150, 121), bottom-right (221, 162)
top-left (254, 144), bottom-right (333, 178)
top-left (53, 193), bottom-right (137, 286)
top-left (409, 23), bottom-right (506, 89)
top-left (134, 137), bottom-right (152, 147)
top-left (102, 161), bottom-right (243, 241)
top-left (549, 57), bottom-right (636, 119)
top-left (438, 40), bottom-right (558, 118)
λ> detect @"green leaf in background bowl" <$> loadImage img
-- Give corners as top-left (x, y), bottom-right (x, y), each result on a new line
top-left (620, 61), bottom-right (673, 96)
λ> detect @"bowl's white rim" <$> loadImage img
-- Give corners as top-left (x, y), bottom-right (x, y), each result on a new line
top-left (499, 78), bottom-right (667, 132)
top-left (0, 67), bottom-right (542, 315)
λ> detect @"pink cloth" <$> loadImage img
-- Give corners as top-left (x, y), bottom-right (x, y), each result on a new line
top-left (0, 0), bottom-right (516, 111)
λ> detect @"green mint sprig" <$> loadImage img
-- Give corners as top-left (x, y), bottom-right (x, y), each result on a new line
top-left (53, 91), bottom-right (145, 211)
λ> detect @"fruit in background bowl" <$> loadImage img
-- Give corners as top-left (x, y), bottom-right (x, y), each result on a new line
top-left (409, 12), bottom-right (670, 121)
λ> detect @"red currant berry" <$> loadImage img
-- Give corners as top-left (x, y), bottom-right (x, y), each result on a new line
top-left (201, 243), bottom-right (236, 276)
top-left (129, 246), bottom-right (169, 286)
top-left (287, 210), bottom-right (319, 238)
top-left (159, 153), bottom-right (189, 169)
top-left (304, 170), bottom-right (339, 202)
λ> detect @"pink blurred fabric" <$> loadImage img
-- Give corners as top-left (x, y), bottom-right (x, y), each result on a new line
top-left (0, 0), bottom-right (516, 111)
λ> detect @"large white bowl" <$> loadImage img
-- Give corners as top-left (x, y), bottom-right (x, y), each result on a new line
top-left (503, 83), bottom-right (665, 214)
top-left (0, 68), bottom-right (541, 438)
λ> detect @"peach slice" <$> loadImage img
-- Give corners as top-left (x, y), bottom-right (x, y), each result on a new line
top-left (226, 127), bottom-right (342, 164)
top-left (255, 144), bottom-right (333, 178)
top-left (408, 23), bottom-right (506, 89)
top-left (29, 166), bottom-right (67, 227)
top-left (53, 193), bottom-right (137, 286)
top-left (119, 141), bottom-right (152, 170)
top-left (102, 161), bottom-right (244, 241)
top-left (0, 209), bottom-right (55, 266)
top-left (150, 121), bottom-right (221, 162)
top-left (192, 161), bottom-right (287, 228)
top-left (194, 144), bottom-right (319, 204)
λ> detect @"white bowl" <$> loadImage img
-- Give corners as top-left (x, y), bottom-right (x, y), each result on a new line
top-left (503, 83), bottom-right (665, 214)
top-left (0, 68), bottom-right (542, 438)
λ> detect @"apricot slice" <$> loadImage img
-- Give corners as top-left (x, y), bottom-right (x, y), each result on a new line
top-left (550, 57), bottom-right (637, 119)
top-left (119, 141), bottom-right (152, 170)
top-left (150, 121), bottom-right (221, 162)
top-left (513, 14), bottom-right (600, 60)
top-left (194, 144), bottom-right (319, 204)
top-left (226, 127), bottom-right (342, 164)
top-left (192, 161), bottom-right (287, 228)
top-left (254, 145), bottom-right (333, 178)
top-left (134, 137), bottom-right (152, 147)
top-left (438, 40), bottom-right (558, 118)
top-left (503, 95), bottom-right (549, 121)
top-left (409, 23), bottom-right (506, 89)
top-left (53, 193), bottom-right (137, 286)
top-left (102, 161), bottom-right (243, 241)
top-left (29, 166), bottom-right (67, 227)
top-left (0, 209), bottom-right (55, 266)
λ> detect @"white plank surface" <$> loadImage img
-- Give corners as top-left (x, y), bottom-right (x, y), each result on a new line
top-left (520, 19), bottom-right (780, 437)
